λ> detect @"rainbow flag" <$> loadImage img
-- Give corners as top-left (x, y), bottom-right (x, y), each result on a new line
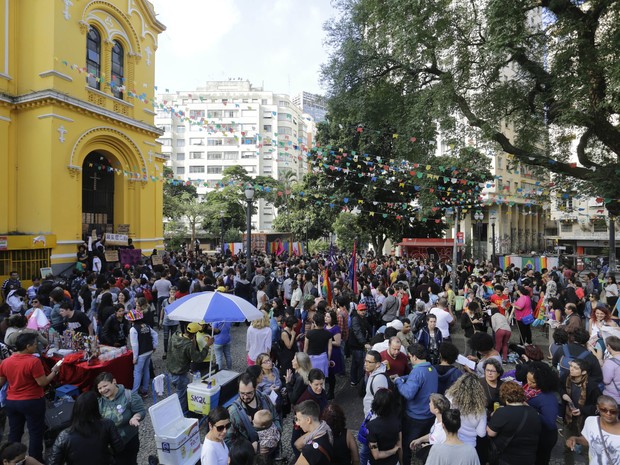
top-left (321, 267), bottom-right (333, 306)
top-left (483, 282), bottom-right (494, 299)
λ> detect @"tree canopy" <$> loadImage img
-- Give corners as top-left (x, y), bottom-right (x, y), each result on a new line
top-left (322, 0), bottom-right (620, 213)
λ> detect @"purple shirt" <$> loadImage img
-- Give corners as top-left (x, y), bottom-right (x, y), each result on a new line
top-left (602, 356), bottom-right (620, 403)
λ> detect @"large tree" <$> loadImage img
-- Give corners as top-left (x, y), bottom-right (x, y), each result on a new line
top-left (322, 0), bottom-right (620, 212)
top-left (162, 166), bottom-right (197, 220)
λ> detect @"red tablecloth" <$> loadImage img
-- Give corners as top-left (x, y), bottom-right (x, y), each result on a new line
top-left (44, 351), bottom-right (134, 392)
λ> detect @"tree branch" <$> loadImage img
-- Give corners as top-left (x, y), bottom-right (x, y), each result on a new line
top-left (576, 129), bottom-right (597, 168)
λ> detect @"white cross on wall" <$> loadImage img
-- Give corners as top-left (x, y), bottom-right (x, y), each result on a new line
top-left (63, 0), bottom-right (73, 20)
top-left (58, 125), bottom-right (67, 143)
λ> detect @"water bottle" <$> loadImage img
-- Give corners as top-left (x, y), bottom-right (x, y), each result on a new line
top-left (193, 371), bottom-right (201, 384)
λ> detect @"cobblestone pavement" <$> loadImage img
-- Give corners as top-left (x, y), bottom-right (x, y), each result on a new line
top-left (134, 319), bottom-right (588, 465)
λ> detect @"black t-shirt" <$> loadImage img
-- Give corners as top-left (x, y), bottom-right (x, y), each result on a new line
top-left (480, 378), bottom-right (503, 415)
top-left (305, 329), bottom-right (332, 355)
top-left (367, 414), bottom-right (401, 465)
top-left (66, 311), bottom-right (91, 335)
top-left (488, 405), bottom-right (541, 465)
top-left (301, 432), bottom-right (333, 465)
top-left (241, 402), bottom-right (259, 422)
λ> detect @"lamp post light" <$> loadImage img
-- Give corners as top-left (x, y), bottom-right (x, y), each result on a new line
top-left (446, 207), bottom-right (460, 291)
top-left (220, 210), bottom-right (226, 256)
top-left (244, 186), bottom-right (255, 278)
top-left (490, 210), bottom-right (497, 266)
top-left (474, 211), bottom-right (484, 261)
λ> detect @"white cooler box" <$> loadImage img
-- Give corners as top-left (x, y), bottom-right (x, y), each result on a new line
top-left (149, 395), bottom-right (201, 465)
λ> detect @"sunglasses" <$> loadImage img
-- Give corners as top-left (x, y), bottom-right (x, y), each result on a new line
top-left (214, 422), bottom-right (231, 432)
top-left (598, 407), bottom-right (619, 415)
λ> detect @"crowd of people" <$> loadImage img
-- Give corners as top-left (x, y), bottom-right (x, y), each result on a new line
top-left (0, 241), bottom-right (619, 464)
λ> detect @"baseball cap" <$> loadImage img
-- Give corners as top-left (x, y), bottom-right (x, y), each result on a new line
top-left (357, 303), bottom-right (367, 311)
top-left (387, 320), bottom-right (404, 331)
top-left (187, 322), bottom-right (203, 334)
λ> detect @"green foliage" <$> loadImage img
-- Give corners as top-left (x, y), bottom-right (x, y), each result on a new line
top-left (164, 219), bottom-right (188, 250)
top-left (322, 0), bottom-right (620, 210)
top-left (163, 166), bottom-right (197, 220)
top-left (333, 212), bottom-right (368, 252)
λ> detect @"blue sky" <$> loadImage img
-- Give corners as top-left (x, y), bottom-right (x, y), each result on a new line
top-left (150, 0), bottom-right (338, 96)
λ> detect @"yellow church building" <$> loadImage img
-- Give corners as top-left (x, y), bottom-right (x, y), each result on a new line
top-left (0, 0), bottom-right (166, 281)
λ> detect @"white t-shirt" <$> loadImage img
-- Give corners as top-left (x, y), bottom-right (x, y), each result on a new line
top-left (582, 415), bottom-right (620, 465)
top-left (429, 418), bottom-right (446, 445)
top-left (430, 307), bottom-right (454, 338)
top-left (201, 437), bottom-right (229, 465)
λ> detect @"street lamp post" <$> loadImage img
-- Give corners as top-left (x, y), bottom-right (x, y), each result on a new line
top-left (474, 211), bottom-right (484, 261)
top-left (244, 187), bottom-right (255, 278)
top-left (220, 210), bottom-right (226, 256)
top-left (446, 207), bottom-right (460, 291)
top-left (490, 210), bottom-right (497, 266)
top-left (609, 214), bottom-right (617, 277)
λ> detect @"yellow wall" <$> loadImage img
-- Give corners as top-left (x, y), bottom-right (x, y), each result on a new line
top-left (0, 0), bottom-right (166, 276)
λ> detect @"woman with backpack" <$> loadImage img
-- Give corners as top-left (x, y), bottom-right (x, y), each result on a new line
top-left (594, 335), bottom-right (620, 403)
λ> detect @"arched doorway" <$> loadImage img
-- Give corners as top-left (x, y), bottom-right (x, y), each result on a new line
top-left (82, 152), bottom-right (115, 237)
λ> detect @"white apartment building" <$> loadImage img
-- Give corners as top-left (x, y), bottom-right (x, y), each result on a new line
top-left (155, 80), bottom-right (310, 231)
top-left (547, 195), bottom-right (619, 258)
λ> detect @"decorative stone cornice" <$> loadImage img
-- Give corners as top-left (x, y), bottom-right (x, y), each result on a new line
top-left (9, 89), bottom-right (162, 137)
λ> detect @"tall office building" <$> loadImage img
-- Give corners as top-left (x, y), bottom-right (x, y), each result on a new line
top-left (293, 91), bottom-right (327, 123)
top-left (155, 80), bottom-right (311, 231)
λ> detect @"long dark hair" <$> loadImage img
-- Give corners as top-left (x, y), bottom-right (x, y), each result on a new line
top-left (70, 391), bottom-right (102, 436)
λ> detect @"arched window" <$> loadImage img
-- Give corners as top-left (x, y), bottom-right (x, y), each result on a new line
top-left (86, 27), bottom-right (101, 90)
top-left (111, 41), bottom-right (124, 99)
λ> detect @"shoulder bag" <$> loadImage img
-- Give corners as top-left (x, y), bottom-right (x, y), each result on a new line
top-left (597, 417), bottom-right (614, 465)
top-left (489, 409), bottom-right (528, 465)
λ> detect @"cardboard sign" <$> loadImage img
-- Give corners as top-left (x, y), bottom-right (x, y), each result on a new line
top-left (104, 233), bottom-right (128, 246)
top-left (151, 254), bottom-right (163, 265)
top-left (116, 224), bottom-right (130, 234)
top-left (40, 267), bottom-right (53, 279)
top-left (104, 250), bottom-right (119, 262)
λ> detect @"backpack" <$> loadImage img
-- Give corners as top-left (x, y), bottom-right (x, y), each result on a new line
top-left (142, 287), bottom-right (154, 303)
top-left (559, 345), bottom-right (589, 376)
top-left (411, 312), bottom-right (427, 336)
top-left (367, 371), bottom-right (403, 413)
top-left (369, 372), bottom-right (396, 396)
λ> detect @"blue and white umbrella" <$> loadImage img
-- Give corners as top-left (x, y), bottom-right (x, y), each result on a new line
top-left (165, 291), bottom-right (263, 323)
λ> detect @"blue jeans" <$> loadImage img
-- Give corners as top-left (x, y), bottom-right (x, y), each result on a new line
top-left (133, 352), bottom-right (153, 393)
top-left (350, 349), bottom-right (365, 384)
top-left (170, 373), bottom-right (190, 412)
top-left (402, 415), bottom-right (434, 465)
top-left (214, 343), bottom-right (232, 370)
top-left (163, 324), bottom-right (178, 354)
top-left (6, 397), bottom-right (46, 462)
top-left (360, 442), bottom-right (371, 465)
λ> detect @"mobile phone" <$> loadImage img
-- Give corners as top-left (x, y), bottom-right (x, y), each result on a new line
top-left (54, 359), bottom-right (64, 370)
